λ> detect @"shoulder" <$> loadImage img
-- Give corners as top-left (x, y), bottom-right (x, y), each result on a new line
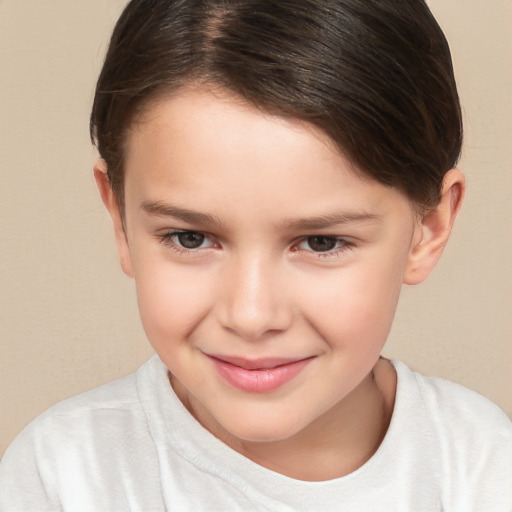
top-left (391, 359), bottom-right (512, 507)
top-left (6, 356), bottom-right (166, 450)
top-left (1, 369), bottom-right (137, 469)
top-left (26, 367), bottom-right (141, 436)
top-left (392, 359), bottom-right (512, 438)
top-left (0, 357), bottom-right (164, 473)
top-left (0, 356), bottom-right (165, 509)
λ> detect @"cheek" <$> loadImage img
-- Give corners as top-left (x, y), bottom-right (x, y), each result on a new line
top-left (132, 259), bottom-right (214, 347)
top-left (297, 258), bottom-right (405, 349)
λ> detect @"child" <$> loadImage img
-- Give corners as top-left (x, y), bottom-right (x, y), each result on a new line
top-left (1, 0), bottom-right (511, 510)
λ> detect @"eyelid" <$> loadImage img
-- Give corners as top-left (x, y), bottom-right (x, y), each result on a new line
top-left (157, 229), bottom-right (219, 252)
top-left (292, 235), bottom-right (355, 258)
top-left (156, 229), bottom-right (355, 261)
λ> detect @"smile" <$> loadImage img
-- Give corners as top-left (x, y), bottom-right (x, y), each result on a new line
top-left (206, 354), bottom-right (314, 393)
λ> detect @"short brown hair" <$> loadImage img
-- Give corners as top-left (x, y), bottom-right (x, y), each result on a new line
top-left (90, 0), bottom-right (462, 212)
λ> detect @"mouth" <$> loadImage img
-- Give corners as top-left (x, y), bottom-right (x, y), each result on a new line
top-left (205, 354), bottom-right (315, 393)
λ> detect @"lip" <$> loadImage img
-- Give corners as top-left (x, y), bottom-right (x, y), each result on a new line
top-left (206, 354), bottom-right (314, 393)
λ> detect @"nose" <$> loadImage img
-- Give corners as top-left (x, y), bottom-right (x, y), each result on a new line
top-left (217, 254), bottom-right (293, 340)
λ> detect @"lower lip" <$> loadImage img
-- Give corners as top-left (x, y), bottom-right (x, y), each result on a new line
top-left (209, 356), bottom-right (313, 393)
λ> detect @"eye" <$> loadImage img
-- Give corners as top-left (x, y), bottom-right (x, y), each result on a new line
top-left (292, 235), bottom-right (355, 260)
top-left (158, 230), bottom-right (216, 251)
top-left (298, 236), bottom-right (348, 253)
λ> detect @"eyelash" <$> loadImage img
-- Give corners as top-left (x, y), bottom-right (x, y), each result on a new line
top-left (293, 236), bottom-right (353, 257)
top-left (157, 230), bottom-right (218, 255)
top-left (157, 230), bottom-right (355, 259)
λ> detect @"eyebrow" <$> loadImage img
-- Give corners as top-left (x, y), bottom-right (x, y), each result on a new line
top-left (141, 201), bottom-right (223, 227)
top-left (142, 200), bottom-right (380, 231)
top-left (280, 210), bottom-right (380, 231)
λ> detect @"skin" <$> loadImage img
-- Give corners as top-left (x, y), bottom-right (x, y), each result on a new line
top-left (95, 87), bottom-right (464, 481)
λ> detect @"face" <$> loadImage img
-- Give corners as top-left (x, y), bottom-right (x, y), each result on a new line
top-left (105, 88), bottom-right (425, 444)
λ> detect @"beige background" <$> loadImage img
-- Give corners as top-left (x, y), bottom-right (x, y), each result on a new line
top-left (0, 0), bottom-right (511, 457)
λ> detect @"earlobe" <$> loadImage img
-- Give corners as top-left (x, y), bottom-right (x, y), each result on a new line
top-left (93, 160), bottom-right (134, 278)
top-left (403, 169), bottom-right (465, 285)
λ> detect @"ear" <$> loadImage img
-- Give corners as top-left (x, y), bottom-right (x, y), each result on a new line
top-left (93, 159), bottom-right (134, 278)
top-left (403, 169), bottom-right (465, 285)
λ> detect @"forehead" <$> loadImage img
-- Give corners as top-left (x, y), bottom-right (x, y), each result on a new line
top-left (126, 87), bottom-right (341, 167)
top-left (122, 88), bottom-right (412, 222)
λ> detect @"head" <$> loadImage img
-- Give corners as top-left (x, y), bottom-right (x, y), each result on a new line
top-left (91, 0), bottom-right (464, 446)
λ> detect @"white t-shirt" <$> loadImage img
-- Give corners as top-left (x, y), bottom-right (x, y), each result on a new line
top-left (1, 355), bottom-right (511, 511)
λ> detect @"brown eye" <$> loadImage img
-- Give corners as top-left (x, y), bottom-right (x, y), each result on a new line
top-left (176, 231), bottom-right (206, 249)
top-left (306, 236), bottom-right (337, 252)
